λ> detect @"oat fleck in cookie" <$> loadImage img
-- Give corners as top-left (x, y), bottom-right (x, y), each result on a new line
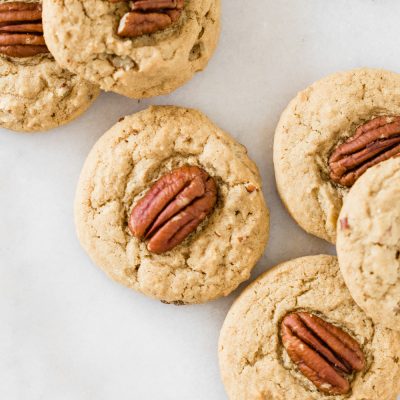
top-left (0, 0), bottom-right (99, 132)
top-left (74, 106), bottom-right (269, 304)
top-left (274, 68), bottom-right (400, 242)
top-left (219, 255), bottom-right (400, 400)
top-left (337, 157), bottom-right (400, 331)
top-left (42, 0), bottom-right (221, 99)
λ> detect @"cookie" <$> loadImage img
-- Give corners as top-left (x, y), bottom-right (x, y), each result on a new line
top-left (337, 157), bottom-right (400, 331)
top-left (42, 0), bottom-right (220, 99)
top-left (74, 106), bottom-right (269, 304)
top-left (0, 0), bottom-right (99, 132)
top-left (274, 68), bottom-right (400, 242)
top-left (219, 255), bottom-right (400, 400)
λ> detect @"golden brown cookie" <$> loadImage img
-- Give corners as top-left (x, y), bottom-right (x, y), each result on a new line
top-left (337, 157), bottom-right (400, 331)
top-left (274, 68), bottom-right (400, 242)
top-left (0, 0), bottom-right (99, 132)
top-left (75, 106), bottom-right (269, 304)
top-left (43, 0), bottom-right (220, 99)
top-left (219, 255), bottom-right (400, 400)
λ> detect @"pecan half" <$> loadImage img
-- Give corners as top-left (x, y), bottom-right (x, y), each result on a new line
top-left (329, 116), bottom-right (400, 187)
top-left (281, 312), bottom-right (365, 395)
top-left (112, 0), bottom-right (184, 38)
top-left (0, 2), bottom-right (49, 57)
top-left (129, 166), bottom-right (217, 254)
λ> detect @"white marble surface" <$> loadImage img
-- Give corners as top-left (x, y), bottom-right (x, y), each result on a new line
top-left (1, 1), bottom-right (400, 399)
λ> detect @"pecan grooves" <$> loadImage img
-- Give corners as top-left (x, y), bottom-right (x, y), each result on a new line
top-left (129, 166), bottom-right (217, 254)
top-left (111, 0), bottom-right (184, 38)
top-left (281, 312), bottom-right (365, 395)
top-left (0, 2), bottom-right (49, 57)
top-left (329, 116), bottom-right (400, 187)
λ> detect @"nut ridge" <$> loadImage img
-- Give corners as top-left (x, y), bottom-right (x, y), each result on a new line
top-left (129, 165), bottom-right (217, 254)
top-left (281, 312), bottom-right (365, 395)
top-left (111, 0), bottom-right (184, 38)
top-left (329, 116), bottom-right (400, 187)
top-left (0, 1), bottom-right (49, 58)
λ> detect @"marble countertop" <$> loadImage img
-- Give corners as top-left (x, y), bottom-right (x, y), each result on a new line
top-left (1, 1), bottom-right (400, 399)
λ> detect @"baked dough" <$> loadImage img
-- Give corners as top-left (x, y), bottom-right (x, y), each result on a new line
top-left (337, 157), bottom-right (400, 331)
top-left (43, 0), bottom-right (220, 98)
top-left (0, 0), bottom-right (99, 132)
top-left (274, 68), bottom-right (400, 242)
top-left (219, 255), bottom-right (400, 400)
top-left (74, 106), bottom-right (269, 304)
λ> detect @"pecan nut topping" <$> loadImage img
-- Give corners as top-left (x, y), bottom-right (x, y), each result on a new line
top-left (129, 166), bottom-right (217, 254)
top-left (0, 2), bottom-right (49, 58)
top-left (111, 0), bottom-right (184, 38)
top-left (281, 312), bottom-right (365, 395)
top-left (329, 116), bottom-right (400, 187)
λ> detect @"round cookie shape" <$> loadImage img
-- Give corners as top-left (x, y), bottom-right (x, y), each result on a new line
top-left (274, 68), bottom-right (400, 243)
top-left (219, 255), bottom-right (400, 400)
top-left (74, 106), bottom-right (269, 304)
top-left (337, 157), bottom-right (400, 331)
top-left (0, 54), bottom-right (100, 132)
top-left (0, 0), bottom-right (99, 132)
top-left (42, 0), bottom-right (220, 99)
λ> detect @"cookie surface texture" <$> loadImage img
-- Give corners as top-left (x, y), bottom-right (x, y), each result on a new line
top-left (337, 157), bottom-right (400, 331)
top-left (274, 68), bottom-right (400, 242)
top-left (218, 255), bottom-right (400, 400)
top-left (43, 0), bottom-right (220, 98)
top-left (74, 106), bottom-right (269, 304)
top-left (0, 0), bottom-right (99, 132)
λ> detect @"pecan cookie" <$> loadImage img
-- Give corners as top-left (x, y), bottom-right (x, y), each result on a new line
top-left (74, 106), bottom-right (269, 304)
top-left (274, 68), bottom-right (400, 242)
top-left (337, 157), bottom-right (400, 331)
top-left (219, 255), bottom-right (400, 400)
top-left (0, 0), bottom-right (99, 132)
top-left (42, 0), bottom-right (220, 99)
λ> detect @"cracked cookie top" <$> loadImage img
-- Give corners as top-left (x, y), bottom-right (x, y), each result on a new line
top-left (273, 68), bottom-right (400, 243)
top-left (218, 255), bottom-right (400, 400)
top-left (74, 106), bottom-right (269, 304)
top-left (42, 0), bottom-right (220, 99)
top-left (0, 0), bottom-right (99, 132)
top-left (337, 157), bottom-right (400, 331)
